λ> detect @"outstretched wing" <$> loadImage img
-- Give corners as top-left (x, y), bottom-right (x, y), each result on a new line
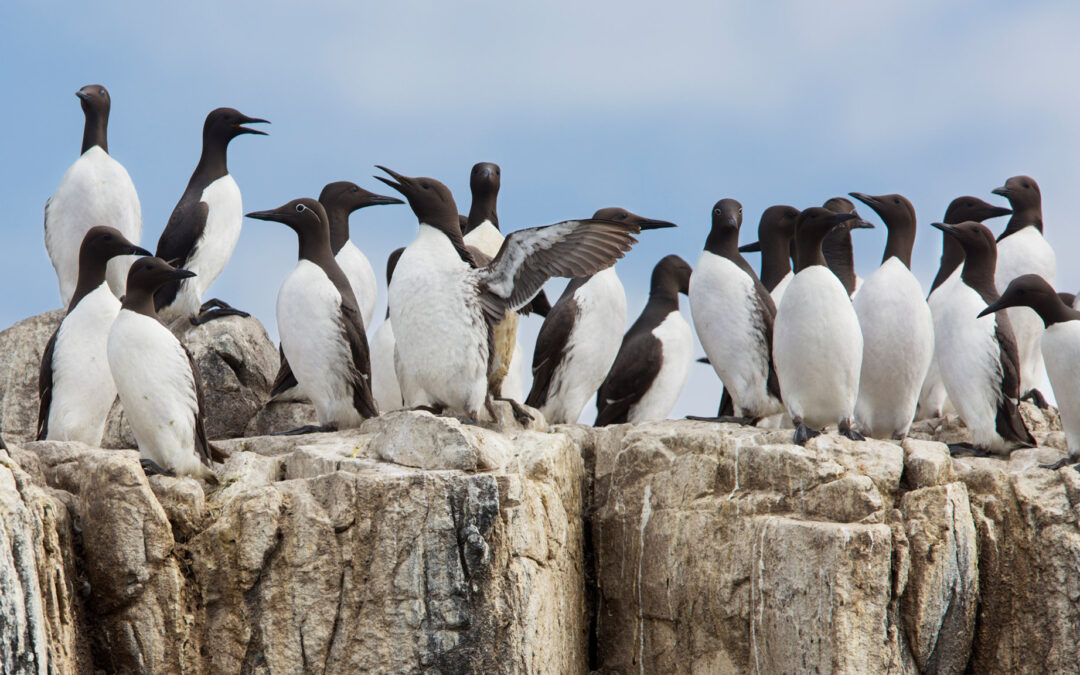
top-left (478, 219), bottom-right (637, 326)
top-left (154, 196), bottom-right (208, 311)
top-left (525, 293), bottom-right (578, 409)
top-left (594, 333), bottom-right (662, 427)
top-left (36, 328), bottom-right (59, 440)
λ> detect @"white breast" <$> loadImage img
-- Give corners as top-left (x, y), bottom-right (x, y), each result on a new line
top-left (46, 284), bottom-right (120, 445)
top-left (853, 258), bottom-right (934, 438)
top-left (464, 221), bottom-right (504, 258)
top-left (689, 252), bottom-right (779, 418)
top-left (542, 267), bottom-right (628, 424)
top-left (164, 174), bottom-right (243, 320)
top-left (933, 282), bottom-right (1003, 449)
top-left (370, 318), bottom-right (402, 412)
top-left (107, 309), bottom-right (208, 477)
top-left (628, 310), bottom-right (693, 423)
top-left (390, 225), bottom-right (489, 416)
top-left (501, 341), bottom-right (526, 401)
top-left (773, 266), bottom-right (862, 429)
top-left (996, 226), bottom-right (1057, 394)
top-left (1042, 321), bottom-right (1080, 457)
top-left (278, 260), bottom-right (363, 428)
top-left (45, 147), bottom-right (142, 304)
top-left (770, 271), bottom-right (793, 307)
top-left (336, 241), bottom-right (377, 329)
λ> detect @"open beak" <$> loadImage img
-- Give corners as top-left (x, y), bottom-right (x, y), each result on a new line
top-left (374, 166), bottom-right (413, 195)
top-left (738, 241), bottom-right (762, 253)
top-left (236, 115), bottom-right (270, 136)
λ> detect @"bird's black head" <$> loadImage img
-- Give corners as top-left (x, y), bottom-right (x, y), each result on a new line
top-left (652, 254), bottom-right (693, 297)
top-left (592, 207), bottom-right (677, 232)
top-left (798, 207), bottom-right (857, 240)
top-left (319, 181), bottom-right (404, 214)
top-left (470, 162), bottom-right (501, 197)
top-left (80, 226), bottom-right (151, 265)
top-left (943, 196), bottom-right (1012, 224)
top-left (931, 220), bottom-right (996, 257)
top-left (978, 273), bottom-right (1057, 318)
top-left (375, 166), bottom-right (460, 231)
top-left (823, 197), bottom-right (875, 231)
top-left (992, 175), bottom-right (1041, 211)
top-left (76, 84), bottom-right (110, 117)
top-left (849, 192), bottom-right (916, 229)
top-left (246, 198), bottom-right (328, 236)
top-left (126, 257), bottom-right (196, 295)
top-left (203, 107), bottom-right (269, 146)
top-left (712, 198), bottom-right (743, 232)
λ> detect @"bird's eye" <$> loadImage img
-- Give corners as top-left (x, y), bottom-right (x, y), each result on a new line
top-left (713, 209), bottom-right (721, 215)
top-left (99, 89), bottom-right (106, 96)
top-left (1022, 183), bottom-right (1030, 189)
top-left (103, 233), bottom-right (112, 240)
top-left (421, 182), bottom-right (430, 190)
top-left (965, 201), bottom-right (973, 207)
top-left (351, 186), bottom-right (359, 192)
top-left (295, 204), bottom-right (305, 213)
top-left (893, 198), bottom-right (900, 204)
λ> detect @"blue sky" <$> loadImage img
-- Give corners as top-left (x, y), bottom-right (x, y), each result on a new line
top-left (3, 1), bottom-right (1078, 421)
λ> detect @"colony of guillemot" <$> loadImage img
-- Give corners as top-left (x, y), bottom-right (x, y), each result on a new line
top-left (9, 82), bottom-right (1076, 481)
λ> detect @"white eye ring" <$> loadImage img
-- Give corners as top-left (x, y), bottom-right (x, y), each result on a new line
top-left (295, 204), bottom-right (306, 213)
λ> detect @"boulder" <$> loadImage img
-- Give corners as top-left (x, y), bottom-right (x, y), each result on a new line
top-left (0, 310), bottom-right (63, 443)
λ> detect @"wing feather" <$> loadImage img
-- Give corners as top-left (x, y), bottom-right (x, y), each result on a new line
top-left (36, 328), bottom-right (59, 440)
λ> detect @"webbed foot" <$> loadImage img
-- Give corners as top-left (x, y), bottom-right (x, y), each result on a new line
top-left (947, 442), bottom-right (989, 458)
top-left (1021, 388), bottom-right (1050, 410)
top-left (272, 424), bottom-right (337, 436)
top-left (793, 422), bottom-right (821, 445)
top-left (141, 458), bottom-right (176, 477)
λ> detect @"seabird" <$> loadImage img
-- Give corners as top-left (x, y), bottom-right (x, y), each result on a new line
top-left (37, 227), bottom-right (151, 444)
top-left (848, 192), bottom-right (934, 439)
top-left (930, 221), bottom-right (1034, 456)
top-left (525, 208), bottom-right (676, 424)
top-left (595, 255), bottom-right (693, 425)
top-left (821, 197), bottom-right (874, 297)
top-left (107, 257), bottom-right (223, 479)
top-left (374, 166), bottom-right (638, 423)
top-left (981, 274), bottom-right (1080, 471)
top-left (917, 196), bottom-right (1012, 420)
top-left (370, 248), bottom-right (405, 412)
top-left (45, 84), bottom-right (142, 305)
top-left (246, 198), bottom-right (378, 433)
top-left (991, 175), bottom-right (1057, 408)
top-left (688, 199), bottom-right (782, 423)
top-left (773, 207), bottom-right (865, 444)
top-left (154, 107), bottom-right (268, 325)
top-left (269, 182), bottom-right (402, 402)
top-left (737, 205), bottom-right (801, 306)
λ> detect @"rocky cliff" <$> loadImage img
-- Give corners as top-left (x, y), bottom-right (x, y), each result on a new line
top-left (1, 312), bottom-right (1079, 674)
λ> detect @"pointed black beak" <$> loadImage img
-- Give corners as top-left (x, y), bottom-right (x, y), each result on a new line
top-left (977, 296), bottom-right (1009, 318)
top-left (848, 192), bottom-right (880, 208)
top-left (986, 205), bottom-right (1013, 219)
top-left (365, 193), bottom-right (405, 206)
top-left (127, 245), bottom-right (153, 257)
top-left (738, 241), bottom-right (762, 253)
top-left (991, 186), bottom-right (1011, 198)
top-left (168, 268), bottom-right (197, 281)
top-left (639, 218), bottom-right (678, 231)
top-left (832, 212), bottom-right (858, 224)
top-left (245, 209), bottom-right (288, 224)
top-left (236, 116), bottom-right (270, 136)
top-left (931, 222), bottom-right (958, 237)
top-left (75, 90), bottom-right (91, 102)
top-left (851, 218), bottom-right (876, 230)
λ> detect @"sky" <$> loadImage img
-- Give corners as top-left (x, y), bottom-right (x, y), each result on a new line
top-left (2, 1), bottom-right (1079, 422)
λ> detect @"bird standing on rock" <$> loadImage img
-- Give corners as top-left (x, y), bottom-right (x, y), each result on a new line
top-left (848, 192), bottom-right (933, 440)
top-left (375, 166), bottom-right (639, 424)
top-left (525, 208), bottom-right (676, 424)
top-left (773, 208), bottom-right (865, 444)
top-left (45, 84), bottom-right (142, 305)
top-left (595, 255), bottom-right (693, 426)
top-left (247, 198), bottom-right (378, 434)
top-left (930, 221), bottom-right (1034, 456)
top-left (108, 258), bottom-right (223, 480)
top-left (981, 274), bottom-right (1080, 471)
top-left (154, 107), bottom-right (268, 326)
top-left (38, 227), bottom-right (151, 445)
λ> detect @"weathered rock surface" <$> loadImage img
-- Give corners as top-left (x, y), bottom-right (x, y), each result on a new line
top-left (2, 392), bottom-right (1079, 673)
top-left (0, 311), bottom-right (278, 445)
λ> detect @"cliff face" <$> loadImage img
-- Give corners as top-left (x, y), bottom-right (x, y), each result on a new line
top-left (2, 312), bottom-right (1079, 674)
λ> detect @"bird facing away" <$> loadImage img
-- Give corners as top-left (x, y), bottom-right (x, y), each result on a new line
top-left (246, 198), bottom-right (378, 433)
top-left (45, 84), bottom-right (142, 305)
top-left (991, 175), bottom-right (1056, 408)
top-left (738, 205), bottom-right (801, 306)
top-left (154, 107), bottom-right (268, 326)
top-left (595, 255), bottom-right (693, 426)
top-left (848, 192), bottom-right (934, 439)
top-left (821, 197), bottom-right (875, 297)
top-left (525, 208), bottom-right (677, 424)
top-left (930, 221), bottom-right (1034, 456)
top-left (38, 227), bottom-right (151, 444)
top-left (689, 199), bottom-right (782, 423)
top-left (108, 257), bottom-right (223, 480)
top-left (773, 207), bottom-right (865, 444)
top-left (375, 166), bottom-right (639, 424)
top-left (917, 196), bottom-right (1013, 420)
top-left (268, 181), bottom-right (403, 402)
top-left (981, 274), bottom-right (1080, 471)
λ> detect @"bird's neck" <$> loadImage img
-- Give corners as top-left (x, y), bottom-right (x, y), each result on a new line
top-left (192, 135), bottom-right (229, 187)
top-left (81, 108), bottom-right (108, 155)
top-left (68, 255), bottom-right (110, 311)
top-left (960, 251), bottom-right (997, 293)
top-left (298, 229), bottom-right (336, 269)
top-left (760, 238), bottom-right (792, 290)
top-left (1000, 206), bottom-right (1042, 238)
top-left (704, 227), bottom-right (739, 260)
top-left (325, 206), bottom-right (351, 255)
top-left (930, 234), bottom-right (964, 292)
top-left (122, 289), bottom-right (160, 319)
top-left (881, 222), bottom-right (915, 269)
top-left (467, 193), bottom-right (498, 232)
top-left (821, 231), bottom-right (856, 293)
